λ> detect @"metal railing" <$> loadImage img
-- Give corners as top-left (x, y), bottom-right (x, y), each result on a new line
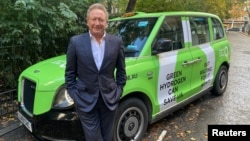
top-left (0, 89), bottom-right (18, 119)
top-left (0, 45), bottom-right (24, 119)
top-left (0, 89), bottom-right (21, 136)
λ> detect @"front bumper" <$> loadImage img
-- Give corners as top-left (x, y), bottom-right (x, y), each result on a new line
top-left (18, 108), bottom-right (84, 141)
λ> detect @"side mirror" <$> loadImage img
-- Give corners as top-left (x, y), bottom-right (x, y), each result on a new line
top-left (152, 38), bottom-right (173, 55)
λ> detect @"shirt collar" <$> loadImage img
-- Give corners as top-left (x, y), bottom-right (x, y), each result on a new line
top-left (89, 32), bottom-right (106, 40)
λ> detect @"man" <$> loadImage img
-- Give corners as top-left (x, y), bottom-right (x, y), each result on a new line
top-left (65, 3), bottom-right (126, 141)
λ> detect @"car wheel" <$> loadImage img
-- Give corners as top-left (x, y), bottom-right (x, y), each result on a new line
top-left (212, 65), bottom-right (228, 95)
top-left (113, 98), bottom-right (148, 141)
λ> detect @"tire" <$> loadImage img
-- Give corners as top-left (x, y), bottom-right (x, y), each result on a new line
top-left (212, 65), bottom-right (228, 96)
top-left (113, 98), bottom-right (148, 141)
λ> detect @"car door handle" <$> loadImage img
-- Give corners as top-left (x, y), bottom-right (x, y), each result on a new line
top-left (193, 57), bottom-right (202, 63)
top-left (182, 57), bottom-right (202, 66)
top-left (182, 60), bottom-right (195, 66)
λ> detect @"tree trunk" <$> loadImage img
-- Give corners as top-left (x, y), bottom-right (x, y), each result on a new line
top-left (107, 0), bottom-right (112, 13)
top-left (125, 0), bottom-right (137, 13)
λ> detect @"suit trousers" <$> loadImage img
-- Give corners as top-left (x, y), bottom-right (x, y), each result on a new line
top-left (76, 94), bottom-right (117, 141)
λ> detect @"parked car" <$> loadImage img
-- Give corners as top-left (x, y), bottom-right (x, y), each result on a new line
top-left (227, 27), bottom-right (240, 32)
top-left (17, 11), bottom-right (231, 141)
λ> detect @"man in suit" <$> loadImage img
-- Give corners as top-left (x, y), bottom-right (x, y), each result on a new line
top-left (65, 3), bottom-right (126, 141)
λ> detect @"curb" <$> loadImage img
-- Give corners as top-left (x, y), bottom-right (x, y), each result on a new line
top-left (0, 121), bottom-right (22, 137)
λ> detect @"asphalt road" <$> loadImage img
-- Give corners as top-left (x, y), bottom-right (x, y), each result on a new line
top-left (1, 31), bottom-right (250, 141)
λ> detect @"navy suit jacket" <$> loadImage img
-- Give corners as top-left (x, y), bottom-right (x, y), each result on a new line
top-left (65, 33), bottom-right (126, 112)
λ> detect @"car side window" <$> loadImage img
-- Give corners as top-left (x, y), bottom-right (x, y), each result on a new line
top-left (152, 16), bottom-right (184, 54)
top-left (189, 17), bottom-right (210, 46)
top-left (211, 18), bottom-right (224, 40)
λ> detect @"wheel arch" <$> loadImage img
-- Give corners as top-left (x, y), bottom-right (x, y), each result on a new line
top-left (211, 61), bottom-right (230, 95)
top-left (214, 61), bottom-right (230, 81)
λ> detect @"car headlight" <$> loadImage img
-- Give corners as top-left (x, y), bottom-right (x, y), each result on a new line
top-left (52, 87), bottom-right (74, 109)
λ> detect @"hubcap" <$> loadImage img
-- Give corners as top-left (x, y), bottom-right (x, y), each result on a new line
top-left (124, 117), bottom-right (139, 137)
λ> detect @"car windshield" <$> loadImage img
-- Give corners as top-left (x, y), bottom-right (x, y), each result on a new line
top-left (107, 18), bottom-right (157, 57)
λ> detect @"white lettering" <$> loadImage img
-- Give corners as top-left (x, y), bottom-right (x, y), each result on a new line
top-left (212, 129), bottom-right (247, 136)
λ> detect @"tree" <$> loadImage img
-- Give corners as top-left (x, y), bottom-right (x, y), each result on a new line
top-left (135, 0), bottom-right (231, 20)
top-left (0, 0), bottom-right (89, 89)
top-left (228, 0), bottom-right (246, 28)
top-left (126, 0), bottom-right (137, 13)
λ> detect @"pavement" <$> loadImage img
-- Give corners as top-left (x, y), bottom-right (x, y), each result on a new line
top-left (0, 113), bottom-right (22, 137)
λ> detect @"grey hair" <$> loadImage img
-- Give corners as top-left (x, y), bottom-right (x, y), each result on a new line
top-left (87, 3), bottom-right (109, 21)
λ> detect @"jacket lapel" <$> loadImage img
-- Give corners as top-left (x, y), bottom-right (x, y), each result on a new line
top-left (100, 34), bottom-right (111, 71)
top-left (82, 33), bottom-right (99, 71)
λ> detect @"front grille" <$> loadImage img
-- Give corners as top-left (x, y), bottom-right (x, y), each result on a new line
top-left (22, 78), bottom-right (36, 114)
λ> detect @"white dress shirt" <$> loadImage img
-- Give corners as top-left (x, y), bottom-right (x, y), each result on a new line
top-left (89, 32), bottom-right (106, 70)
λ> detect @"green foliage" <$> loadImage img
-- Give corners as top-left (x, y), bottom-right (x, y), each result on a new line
top-left (0, 0), bottom-right (240, 90)
top-left (0, 0), bottom-right (89, 90)
top-left (135, 0), bottom-right (232, 20)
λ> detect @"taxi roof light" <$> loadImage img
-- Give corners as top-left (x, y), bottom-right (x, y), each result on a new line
top-left (121, 12), bottom-right (146, 17)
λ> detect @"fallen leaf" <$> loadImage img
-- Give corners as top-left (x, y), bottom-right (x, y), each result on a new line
top-left (190, 137), bottom-right (196, 140)
top-left (188, 117), bottom-right (194, 121)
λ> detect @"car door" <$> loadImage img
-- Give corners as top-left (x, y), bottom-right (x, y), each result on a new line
top-left (153, 16), bottom-right (193, 111)
top-left (188, 16), bottom-right (216, 94)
